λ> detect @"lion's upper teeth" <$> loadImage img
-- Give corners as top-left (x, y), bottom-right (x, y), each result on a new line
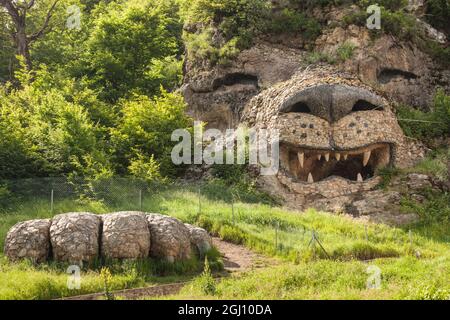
top-left (324, 153), bottom-right (330, 162)
top-left (317, 154), bottom-right (322, 161)
top-left (363, 151), bottom-right (371, 167)
top-left (298, 152), bottom-right (304, 168)
top-left (343, 154), bottom-right (348, 160)
top-left (335, 153), bottom-right (341, 161)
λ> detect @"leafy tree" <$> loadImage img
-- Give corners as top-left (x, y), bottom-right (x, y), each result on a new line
top-left (0, 0), bottom-right (60, 70)
top-left (0, 62), bottom-right (111, 178)
top-left (111, 89), bottom-right (192, 176)
top-left (76, 0), bottom-right (183, 102)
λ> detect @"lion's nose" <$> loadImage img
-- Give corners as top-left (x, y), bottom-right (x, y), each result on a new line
top-left (280, 84), bottom-right (384, 122)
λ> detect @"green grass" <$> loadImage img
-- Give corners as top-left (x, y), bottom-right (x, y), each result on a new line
top-left (336, 42), bottom-right (356, 62)
top-left (164, 256), bottom-right (450, 300)
top-left (376, 148), bottom-right (450, 231)
top-left (0, 178), bottom-right (449, 299)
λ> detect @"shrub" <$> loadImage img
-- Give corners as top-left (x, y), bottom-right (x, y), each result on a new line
top-left (199, 257), bottom-right (217, 295)
top-left (183, 0), bottom-right (270, 65)
top-left (128, 154), bottom-right (165, 183)
top-left (268, 8), bottom-right (321, 40)
top-left (111, 89), bottom-right (192, 177)
top-left (396, 89), bottom-right (450, 141)
top-left (304, 51), bottom-right (336, 65)
top-left (425, 0), bottom-right (450, 36)
top-left (183, 0), bottom-right (322, 65)
top-left (407, 148), bottom-right (450, 182)
top-left (79, 0), bottom-right (183, 102)
top-left (400, 190), bottom-right (450, 224)
top-left (336, 42), bottom-right (356, 61)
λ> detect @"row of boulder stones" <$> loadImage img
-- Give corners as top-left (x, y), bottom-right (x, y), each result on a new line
top-left (4, 212), bottom-right (212, 265)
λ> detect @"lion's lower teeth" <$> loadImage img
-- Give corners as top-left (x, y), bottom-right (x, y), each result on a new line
top-left (283, 143), bottom-right (390, 183)
top-left (357, 173), bottom-right (363, 182)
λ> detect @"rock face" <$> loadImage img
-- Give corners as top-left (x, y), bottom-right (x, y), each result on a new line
top-left (314, 26), bottom-right (444, 108)
top-left (101, 211), bottom-right (151, 259)
top-left (406, 173), bottom-right (432, 190)
top-left (181, 3), bottom-right (450, 225)
top-left (182, 43), bottom-right (301, 130)
top-left (50, 212), bottom-right (101, 264)
top-left (3, 219), bottom-right (51, 263)
top-left (146, 214), bottom-right (192, 262)
top-left (185, 223), bottom-right (212, 255)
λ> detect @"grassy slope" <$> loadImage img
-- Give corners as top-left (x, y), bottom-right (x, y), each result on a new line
top-left (0, 181), bottom-right (449, 300)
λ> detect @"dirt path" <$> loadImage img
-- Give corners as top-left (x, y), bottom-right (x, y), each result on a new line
top-left (212, 237), bottom-right (276, 273)
top-left (59, 238), bottom-right (275, 300)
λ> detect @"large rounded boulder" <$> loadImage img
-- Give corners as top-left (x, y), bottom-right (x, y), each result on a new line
top-left (50, 212), bottom-right (101, 264)
top-left (4, 219), bottom-right (51, 263)
top-left (146, 214), bottom-right (191, 263)
top-left (101, 211), bottom-right (150, 259)
top-left (184, 223), bottom-right (212, 255)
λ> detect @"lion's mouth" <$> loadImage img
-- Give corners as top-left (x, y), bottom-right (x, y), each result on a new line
top-left (280, 143), bottom-right (392, 183)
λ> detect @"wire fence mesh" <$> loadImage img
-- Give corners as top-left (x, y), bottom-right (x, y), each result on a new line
top-left (0, 177), bottom-right (426, 260)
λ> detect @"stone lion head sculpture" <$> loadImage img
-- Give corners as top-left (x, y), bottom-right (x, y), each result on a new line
top-left (182, 28), bottom-right (443, 220)
top-left (240, 65), bottom-right (417, 206)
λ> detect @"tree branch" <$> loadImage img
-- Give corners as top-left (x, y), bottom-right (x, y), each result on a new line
top-left (0, 0), bottom-right (21, 27)
top-left (28, 0), bottom-right (59, 43)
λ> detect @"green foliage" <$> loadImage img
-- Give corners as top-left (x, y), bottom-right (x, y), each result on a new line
top-left (100, 267), bottom-right (115, 300)
top-left (183, 28), bottom-right (225, 65)
top-left (376, 166), bottom-right (401, 190)
top-left (341, 2), bottom-right (449, 67)
top-left (111, 90), bottom-right (192, 176)
top-left (401, 190), bottom-right (450, 225)
top-left (0, 181), bottom-right (449, 299)
top-left (78, 0), bottom-right (183, 102)
top-left (379, 8), bottom-right (421, 40)
top-left (406, 148), bottom-right (450, 182)
top-left (0, 65), bottom-right (111, 179)
top-left (128, 154), bottom-right (165, 183)
top-left (358, 0), bottom-right (408, 11)
top-left (175, 255), bottom-right (450, 300)
top-left (304, 51), bottom-right (337, 65)
top-left (182, 0), bottom-right (323, 65)
top-left (268, 8), bottom-right (321, 40)
top-left (425, 0), bottom-right (450, 36)
top-left (184, 0), bottom-right (270, 40)
top-left (182, 0), bottom-right (270, 64)
top-left (396, 90), bottom-right (450, 141)
top-left (407, 283), bottom-right (450, 300)
top-left (336, 41), bottom-right (356, 61)
top-left (0, 1), bottom-right (192, 182)
top-left (192, 257), bottom-right (217, 295)
top-left (304, 42), bottom-right (356, 65)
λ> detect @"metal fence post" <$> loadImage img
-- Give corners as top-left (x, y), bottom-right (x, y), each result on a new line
top-left (50, 189), bottom-right (54, 214)
top-left (198, 186), bottom-right (201, 214)
top-left (231, 201), bottom-right (235, 225)
top-left (409, 230), bottom-right (413, 247)
top-left (139, 189), bottom-right (142, 210)
top-left (275, 221), bottom-right (279, 252)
